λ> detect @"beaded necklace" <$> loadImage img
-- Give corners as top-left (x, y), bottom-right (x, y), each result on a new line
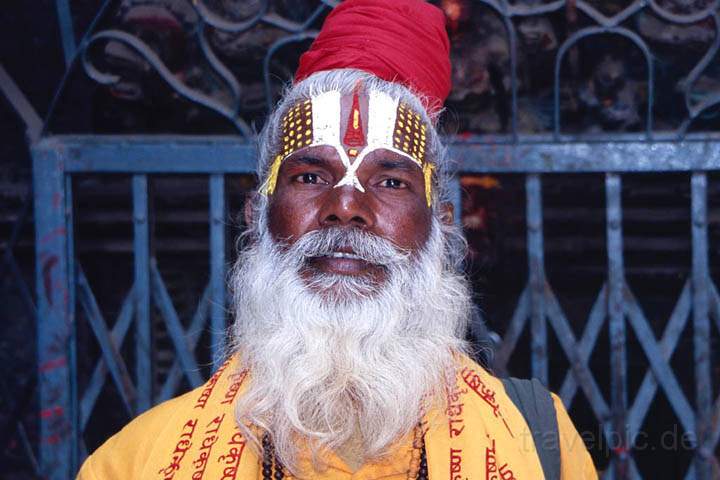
top-left (261, 427), bottom-right (428, 480)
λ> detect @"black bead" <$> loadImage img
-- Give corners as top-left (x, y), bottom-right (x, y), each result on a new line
top-left (273, 453), bottom-right (285, 479)
top-left (416, 442), bottom-right (428, 479)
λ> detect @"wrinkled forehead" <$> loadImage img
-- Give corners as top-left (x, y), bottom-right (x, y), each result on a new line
top-left (279, 88), bottom-right (430, 169)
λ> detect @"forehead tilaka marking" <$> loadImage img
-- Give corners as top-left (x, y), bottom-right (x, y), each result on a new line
top-left (259, 90), bottom-right (435, 206)
top-left (343, 86), bottom-right (366, 156)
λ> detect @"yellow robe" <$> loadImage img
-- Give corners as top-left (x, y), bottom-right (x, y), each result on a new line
top-left (77, 355), bottom-right (597, 479)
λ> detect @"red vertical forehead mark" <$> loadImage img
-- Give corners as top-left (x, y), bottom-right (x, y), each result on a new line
top-left (342, 83), bottom-right (366, 158)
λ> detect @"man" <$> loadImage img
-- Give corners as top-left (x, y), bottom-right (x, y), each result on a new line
top-left (78, 0), bottom-right (597, 478)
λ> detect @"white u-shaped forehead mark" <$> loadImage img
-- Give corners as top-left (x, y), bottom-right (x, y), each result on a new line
top-left (309, 90), bottom-right (351, 169)
top-left (335, 90), bottom-right (400, 191)
top-left (367, 90), bottom-right (398, 146)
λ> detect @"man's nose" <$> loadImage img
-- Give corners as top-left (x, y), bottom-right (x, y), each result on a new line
top-left (318, 185), bottom-right (375, 228)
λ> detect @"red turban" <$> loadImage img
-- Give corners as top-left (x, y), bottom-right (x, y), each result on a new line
top-left (295, 0), bottom-right (451, 114)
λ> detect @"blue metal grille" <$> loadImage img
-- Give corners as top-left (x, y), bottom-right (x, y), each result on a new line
top-left (19, 1), bottom-right (720, 479)
top-left (32, 136), bottom-right (720, 479)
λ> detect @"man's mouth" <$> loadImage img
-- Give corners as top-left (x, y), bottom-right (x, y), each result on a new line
top-left (324, 251), bottom-right (363, 260)
top-left (305, 249), bottom-right (381, 276)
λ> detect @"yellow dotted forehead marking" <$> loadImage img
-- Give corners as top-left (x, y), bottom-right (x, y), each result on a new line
top-left (260, 99), bottom-right (316, 196)
top-left (392, 102), bottom-right (429, 167)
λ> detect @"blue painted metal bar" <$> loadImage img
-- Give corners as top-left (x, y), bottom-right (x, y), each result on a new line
top-left (453, 140), bottom-right (720, 173)
top-left (55, 0), bottom-right (77, 68)
top-left (623, 285), bottom-right (696, 440)
top-left (64, 175), bottom-right (79, 475)
top-left (77, 268), bottom-right (136, 415)
top-left (684, 401), bottom-right (720, 480)
top-left (132, 175), bottom-right (152, 413)
top-left (682, 243), bottom-right (720, 480)
top-left (80, 287), bottom-right (134, 430)
top-left (149, 261), bottom-right (204, 388)
top-left (35, 136), bottom-right (720, 174)
top-left (46, 136), bottom-right (257, 173)
top-left (707, 395), bottom-right (720, 475)
top-left (159, 285), bottom-right (210, 402)
top-left (32, 146), bottom-right (73, 479)
top-left (209, 174), bottom-right (226, 369)
top-left (192, 0), bottom-right (268, 32)
top-left (625, 281), bottom-right (694, 447)
top-left (691, 172), bottom-right (712, 480)
top-left (707, 318), bottom-right (720, 477)
top-left (197, 30), bottom-right (242, 114)
top-left (17, 416), bottom-right (40, 474)
top-left (649, 0), bottom-right (719, 24)
top-left (506, 0), bottom-right (565, 16)
top-left (494, 286), bottom-right (529, 374)
top-left (605, 173), bottom-right (628, 478)
top-left (558, 284), bottom-right (607, 405)
top-left (262, 4), bottom-right (330, 33)
top-left (545, 286), bottom-right (612, 425)
top-left (547, 282), bottom-right (648, 478)
top-left (712, 281), bottom-right (720, 337)
top-left (546, 285), bottom-right (643, 480)
top-left (1, 193), bottom-right (37, 316)
top-left (577, 0), bottom-right (647, 28)
top-left (42, 0), bottom-right (114, 137)
top-left (677, 12), bottom-right (720, 137)
top-left (0, 66), bottom-right (42, 143)
top-left (526, 174), bottom-right (547, 385)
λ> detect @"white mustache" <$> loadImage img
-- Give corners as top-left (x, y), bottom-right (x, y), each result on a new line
top-left (287, 227), bottom-right (410, 267)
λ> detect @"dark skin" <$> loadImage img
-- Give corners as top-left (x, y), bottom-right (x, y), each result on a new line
top-left (245, 144), bottom-right (454, 282)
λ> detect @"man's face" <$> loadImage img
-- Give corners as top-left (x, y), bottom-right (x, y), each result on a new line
top-left (234, 90), bottom-right (470, 466)
top-left (266, 144), bottom-right (432, 283)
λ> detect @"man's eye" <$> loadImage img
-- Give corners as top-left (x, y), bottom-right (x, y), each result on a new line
top-left (295, 173), bottom-right (324, 184)
top-left (380, 178), bottom-right (406, 189)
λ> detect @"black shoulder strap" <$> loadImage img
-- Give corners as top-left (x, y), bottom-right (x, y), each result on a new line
top-left (500, 377), bottom-right (561, 480)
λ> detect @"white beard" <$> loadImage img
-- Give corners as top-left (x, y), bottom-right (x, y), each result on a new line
top-left (229, 218), bottom-right (472, 473)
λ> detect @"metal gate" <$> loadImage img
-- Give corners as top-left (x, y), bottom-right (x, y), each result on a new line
top-left (18, 0), bottom-right (720, 479)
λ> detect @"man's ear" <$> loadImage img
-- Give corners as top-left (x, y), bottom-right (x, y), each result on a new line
top-left (244, 192), bottom-right (257, 227)
top-left (438, 201), bottom-right (454, 226)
